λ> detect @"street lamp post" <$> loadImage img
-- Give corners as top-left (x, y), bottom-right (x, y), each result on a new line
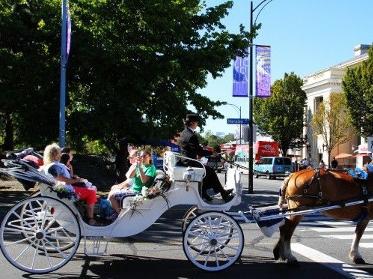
top-left (226, 103), bottom-right (242, 145)
top-left (249, 0), bottom-right (272, 194)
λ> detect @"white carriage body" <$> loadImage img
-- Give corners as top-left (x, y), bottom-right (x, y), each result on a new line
top-left (38, 151), bottom-right (242, 237)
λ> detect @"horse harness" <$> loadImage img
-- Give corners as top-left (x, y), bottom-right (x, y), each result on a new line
top-left (286, 168), bottom-right (325, 205)
top-left (286, 168), bottom-right (371, 207)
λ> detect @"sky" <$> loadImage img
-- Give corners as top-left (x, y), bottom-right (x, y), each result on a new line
top-left (201, 0), bottom-right (373, 137)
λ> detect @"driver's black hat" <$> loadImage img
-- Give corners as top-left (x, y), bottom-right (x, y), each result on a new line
top-left (185, 114), bottom-right (199, 123)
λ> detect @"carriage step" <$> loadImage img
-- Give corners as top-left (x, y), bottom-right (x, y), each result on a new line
top-left (83, 236), bottom-right (109, 257)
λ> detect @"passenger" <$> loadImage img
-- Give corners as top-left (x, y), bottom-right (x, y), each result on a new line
top-left (43, 143), bottom-right (97, 225)
top-left (108, 149), bottom-right (156, 220)
top-left (109, 148), bottom-right (138, 194)
top-left (177, 114), bottom-right (233, 202)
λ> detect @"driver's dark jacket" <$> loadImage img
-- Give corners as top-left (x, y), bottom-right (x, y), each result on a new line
top-left (178, 127), bottom-right (204, 159)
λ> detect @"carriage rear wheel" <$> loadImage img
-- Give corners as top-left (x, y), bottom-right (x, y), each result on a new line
top-left (20, 202), bottom-right (75, 253)
top-left (183, 211), bottom-right (244, 271)
top-left (0, 197), bottom-right (80, 274)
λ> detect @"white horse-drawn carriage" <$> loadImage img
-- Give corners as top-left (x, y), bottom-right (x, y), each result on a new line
top-left (2, 150), bottom-right (372, 274)
top-left (0, 151), bottom-right (246, 274)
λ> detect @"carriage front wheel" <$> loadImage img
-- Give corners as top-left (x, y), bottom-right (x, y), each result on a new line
top-left (0, 196), bottom-right (80, 274)
top-left (182, 211), bottom-right (244, 272)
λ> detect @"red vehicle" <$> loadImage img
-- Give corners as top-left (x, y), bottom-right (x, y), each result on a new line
top-left (234, 141), bottom-right (279, 173)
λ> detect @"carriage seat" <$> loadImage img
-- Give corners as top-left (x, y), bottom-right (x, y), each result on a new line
top-left (163, 151), bottom-right (205, 182)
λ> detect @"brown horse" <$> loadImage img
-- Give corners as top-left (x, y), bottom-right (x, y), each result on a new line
top-left (276, 168), bottom-right (373, 265)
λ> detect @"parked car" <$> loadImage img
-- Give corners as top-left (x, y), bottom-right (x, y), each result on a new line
top-left (254, 157), bottom-right (292, 179)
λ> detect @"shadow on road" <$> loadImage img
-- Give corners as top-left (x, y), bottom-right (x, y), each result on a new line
top-left (20, 254), bottom-right (347, 279)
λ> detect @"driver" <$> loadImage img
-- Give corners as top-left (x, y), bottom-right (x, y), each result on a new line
top-left (177, 114), bottom-right (233, 202)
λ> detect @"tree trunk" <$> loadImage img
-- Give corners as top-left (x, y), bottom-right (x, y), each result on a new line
top-left (3, 112), bottom-right (14, 151)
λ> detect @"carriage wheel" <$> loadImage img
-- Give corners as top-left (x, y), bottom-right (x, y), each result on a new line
top-left (183, 211), bottom-right (244, 272)
top-left (20, 202), bottom-right (75, 253)
top-left (182, 207), bottom-right (235, 255)
top-left (0, 197), bottom-right (80, 274)
top-left (181, 206), bottom-right (199, 233)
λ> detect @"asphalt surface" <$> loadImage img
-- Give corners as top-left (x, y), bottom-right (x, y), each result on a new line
top-left (1, 175), bottom-right (373, 278)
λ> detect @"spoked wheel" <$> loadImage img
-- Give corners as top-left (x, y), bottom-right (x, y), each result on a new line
top-left (20, 202), bottom-right (75, 253)
top-left (181, 206), bottom-right (199, 233)
top-left (0, 196), bottom-right (80, 274)
top-left (182, 207), bottom-right (234, 255)
top-left (183, 211), bottom-right (244, 272)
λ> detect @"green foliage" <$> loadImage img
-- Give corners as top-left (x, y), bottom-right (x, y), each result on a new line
top-left (0, 0), bottom-right (61, 149)
top-left (0, 0), bottom-right (254, 152)
top-left (253, 73), bottom-right (307, 155)
top-left (311, 92), bottom-right (353, 166)
top-left (201, 130), bottom-right (235, 147)
top-left (342, 45), bottom-right (373, 137)
top-left (82, 136), bottom-right (110, 155)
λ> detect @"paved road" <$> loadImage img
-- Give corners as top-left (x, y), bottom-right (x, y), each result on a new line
top-left (1, 175), bottom-right (373, 278)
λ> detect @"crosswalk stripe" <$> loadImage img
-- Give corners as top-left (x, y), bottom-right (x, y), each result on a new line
top-left (360, 243), bottom-right (373, 248)
top-left (292, 243), bottom-right (373, 279)
top-left (320, 234), bottom-right (373, 240)
top-left (310, 227), bottom-right (373, 233)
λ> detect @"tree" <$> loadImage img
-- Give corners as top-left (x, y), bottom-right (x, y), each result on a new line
top-left (342, 46), bottom-right (373, 138)
top-left (311, 92), bottom-right (354, 167)
top-left (0, 0), bottom-right (61, 150)
top-left (0, 0), bottom-right (254, 153)
top-left (65, 0), bottom-right (254, 152)
top-left (253, 73), bottom-right (307, 155)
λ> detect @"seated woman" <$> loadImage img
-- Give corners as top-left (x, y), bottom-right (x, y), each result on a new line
top-left (43, 143), bottom-right (98, 225)
top-left (108, 149), bottom-right (156, 220)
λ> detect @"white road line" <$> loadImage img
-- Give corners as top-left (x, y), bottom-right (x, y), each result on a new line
top-left (320, 234), bottom-right (373, 240)
top-left (292, 243), bottom-right (373, 279)
top-left (311, 227), bottom-right (373, 233)
top-left (360, 243), bottom-right (373, 248)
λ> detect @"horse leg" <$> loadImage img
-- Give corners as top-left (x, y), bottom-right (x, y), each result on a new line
top-left (273, 215), bottom-right (302, 264)
top-left (349, 218), bottom-right (369, 264)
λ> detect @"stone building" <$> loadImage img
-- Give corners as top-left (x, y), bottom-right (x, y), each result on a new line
top-left (301, 44), bottom-right (370, 168)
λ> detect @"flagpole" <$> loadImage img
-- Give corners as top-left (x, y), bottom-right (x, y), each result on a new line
top-left (59, 0), bottom-right (68, 147)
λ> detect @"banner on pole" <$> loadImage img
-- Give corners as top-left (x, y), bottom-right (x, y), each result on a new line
top-left (66, 8), bottom-right (71, 59)
top-left (255, 45), bottom-right (271, 98)
top-left (232, 56), bottom-right (248, 97)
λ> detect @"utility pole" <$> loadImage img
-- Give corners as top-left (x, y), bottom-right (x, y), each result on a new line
top-left (249, 0), bottom-right (273, 193)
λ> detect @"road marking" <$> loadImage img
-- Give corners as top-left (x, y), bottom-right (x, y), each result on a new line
top-left (360, 243), bottom-right (373, 248)
top-left (320, 234), bottom-right (373, 240)
top-left (292, 243), bottom-right (373, 279)
top-left (308, 227), bottom-right (373, 233)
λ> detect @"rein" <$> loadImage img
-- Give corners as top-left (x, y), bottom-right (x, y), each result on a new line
top-left (286, 168), bottom-right (372, 208)
top-left (286, 168), bottom-right (324, 203)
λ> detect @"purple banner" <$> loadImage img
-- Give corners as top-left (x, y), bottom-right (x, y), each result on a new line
top-left (255, 46), bottom-right (271, 98)
top-left (232, 56), bottom-right (248, 97)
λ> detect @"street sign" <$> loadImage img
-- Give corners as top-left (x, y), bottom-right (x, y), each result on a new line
top-left (227, 118), bottom-right (249, 125)
top-left (368, 136), bottom-right (373, 152)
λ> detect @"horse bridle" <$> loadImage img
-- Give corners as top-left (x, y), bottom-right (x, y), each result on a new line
top-left (286, 168), bottom-right (325, 204)
top-left (286, 169), bottom-right (371, 207)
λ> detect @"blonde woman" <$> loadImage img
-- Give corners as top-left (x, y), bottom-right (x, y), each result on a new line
top-left (43, 143), bottom-right (97, 225)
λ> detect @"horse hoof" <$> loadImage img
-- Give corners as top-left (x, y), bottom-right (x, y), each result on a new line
top-left (354, 258), bottom-right (366, 265)
top-left (273, 246), bottom-right (280, 260)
